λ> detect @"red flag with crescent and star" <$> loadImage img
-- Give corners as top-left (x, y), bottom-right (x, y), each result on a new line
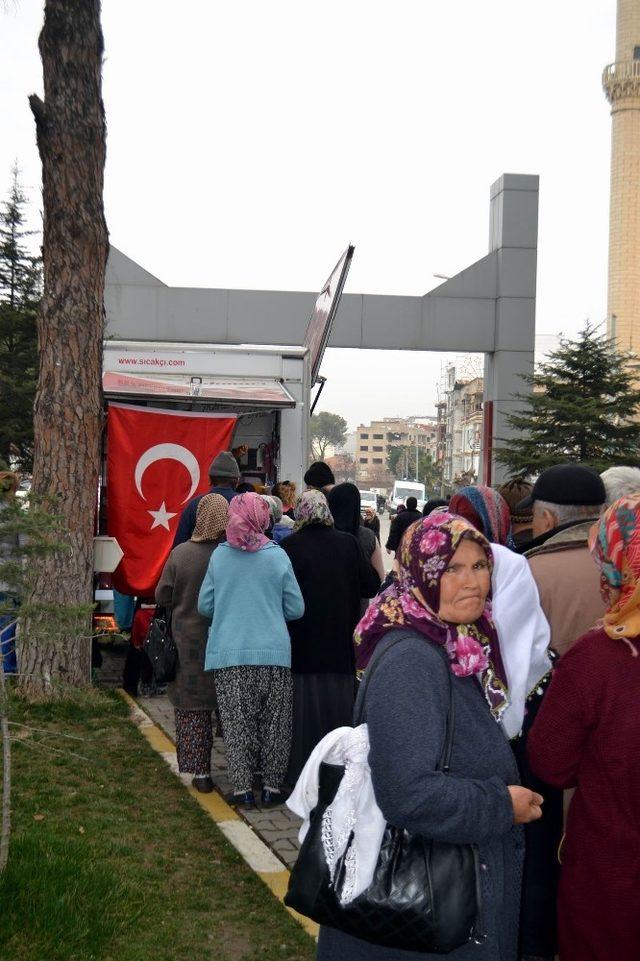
top-left (107, 403), bottom-right (236, 595)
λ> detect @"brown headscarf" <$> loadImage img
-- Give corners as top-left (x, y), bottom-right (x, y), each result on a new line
top-left (191, 493), bottom-right (229, 543)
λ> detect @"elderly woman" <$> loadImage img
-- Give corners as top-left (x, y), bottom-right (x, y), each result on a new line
top-left (198, 492), bottom-right (304, 808)
top-left (317, 513), bottom-right (543, 961)
top-left (155, 493), bottom-right (229, 793)
top-left (448, 483), bottom-right (558, 961)
top-left (528, 494), bottom-right (640, 961)
top-left (282, 490), bottom-right (380, 783)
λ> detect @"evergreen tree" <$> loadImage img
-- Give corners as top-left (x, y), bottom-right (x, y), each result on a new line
top-left (0, 165), bottom-right (41, 471)
top-left (496, 322), bottom-right (640, 475)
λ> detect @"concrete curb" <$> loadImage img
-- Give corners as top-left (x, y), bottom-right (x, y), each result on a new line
top-left (117, 688), bottom-right (318, 940)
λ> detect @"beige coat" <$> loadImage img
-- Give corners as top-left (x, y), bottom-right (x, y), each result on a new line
top-left (526, 520), bottom-right (605, 658)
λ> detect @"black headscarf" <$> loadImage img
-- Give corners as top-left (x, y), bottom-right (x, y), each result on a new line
top-left (327, 482), bottom-right (361, 537)
top-left (422, 498), bottom-right (449, 517)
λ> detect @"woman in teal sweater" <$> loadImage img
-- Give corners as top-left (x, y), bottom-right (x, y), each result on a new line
top-left (198, 493), bottom-right (304, 808)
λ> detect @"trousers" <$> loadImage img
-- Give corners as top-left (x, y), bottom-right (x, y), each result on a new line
top-left (214, 665), bottom-right (292, 792)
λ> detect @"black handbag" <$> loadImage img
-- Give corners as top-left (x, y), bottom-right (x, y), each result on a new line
top-left (284, 637), bottom-right (485, 954)
top-left (144, 606), bottom-right (178, 684)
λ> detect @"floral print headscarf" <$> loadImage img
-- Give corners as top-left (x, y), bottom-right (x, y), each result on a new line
top-left (225, 493), bottom-right (271, 552)
top-left (293, 490), bottom-right (334, 532)
top-left (355, 512), bottom-right (509, 720)
top-left (589, 493), bottom-right (640, 656)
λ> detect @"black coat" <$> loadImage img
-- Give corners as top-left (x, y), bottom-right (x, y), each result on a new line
top-left (282, 525), bottom-right (380, 674)
top-left (385, 509), bottom-right (422, 552)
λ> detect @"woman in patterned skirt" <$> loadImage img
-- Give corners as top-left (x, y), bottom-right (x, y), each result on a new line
top-left (156, 493), bottom-right (229, 793)
top-left (198, 492), bottom-right (304, 808)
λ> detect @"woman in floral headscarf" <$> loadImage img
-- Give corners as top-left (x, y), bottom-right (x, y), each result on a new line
top-left (318, 512), bottom-right (543, 961)
top-left (198, 493), bottom-right (304, 808)
top-left (528, 494), bottom-right (640, 961)
top-left (282, 490), bottom-right (380, 783)
top-left (448, 485), bottom-right (558, 961)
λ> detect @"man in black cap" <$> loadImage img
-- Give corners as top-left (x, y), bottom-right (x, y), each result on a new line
top-left (303, 461), bottom-right (335, 493)
top-left (517, 464), bottom-right (606, 657)
top-left (173, 450), bottom-right (241, 547)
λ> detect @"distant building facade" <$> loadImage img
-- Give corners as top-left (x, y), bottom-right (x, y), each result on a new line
top-left (355, 416), bottom-right (437, 491)
top-left (437, 366), bottom-right (484, 491)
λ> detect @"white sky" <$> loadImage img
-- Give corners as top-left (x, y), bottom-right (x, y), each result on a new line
top-left (1, 0), bottom-right (616, 430)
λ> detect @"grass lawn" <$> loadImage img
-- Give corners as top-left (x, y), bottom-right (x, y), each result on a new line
top-left (0, 691), bottom-right (315, 961)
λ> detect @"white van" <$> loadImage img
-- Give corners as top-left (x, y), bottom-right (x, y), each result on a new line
top-left (389, 480), bottom-right (426, 515)
top-left (358, 489), bottom-right (378, 516)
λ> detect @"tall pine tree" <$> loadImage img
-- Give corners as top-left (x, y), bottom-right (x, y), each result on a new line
top-left (0, 165), bottom-right (41, 470)
top-left (497, 322), bottom-right (640, 475)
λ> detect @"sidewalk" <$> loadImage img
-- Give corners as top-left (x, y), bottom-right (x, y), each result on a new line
top-left (137, 693), bottom-right (303, 869)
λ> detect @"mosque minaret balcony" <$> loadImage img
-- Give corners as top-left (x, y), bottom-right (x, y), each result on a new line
top-left (603, 58), bottom-right (640, 102)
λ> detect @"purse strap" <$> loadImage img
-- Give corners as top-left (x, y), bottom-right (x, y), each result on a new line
top-left (355, 634), bottom-right (455, 774)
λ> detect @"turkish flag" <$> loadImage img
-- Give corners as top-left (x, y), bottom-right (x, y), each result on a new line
top-left (107, 403), bottom-right (236, 596)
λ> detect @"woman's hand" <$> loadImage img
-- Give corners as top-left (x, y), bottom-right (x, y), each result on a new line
top-left (508, 786), bottom-right (544, 824)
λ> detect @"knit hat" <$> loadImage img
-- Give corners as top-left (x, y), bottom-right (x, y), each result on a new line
top-left (304, 461), bottom-right (335, 489)
top-left (497, 478), bottom-right (534, 525)
top-left (209, 451), bottom-right (240, 480)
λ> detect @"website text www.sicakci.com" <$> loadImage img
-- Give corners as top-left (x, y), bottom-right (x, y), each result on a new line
top-left (117, 357), bottom-right (187, 368)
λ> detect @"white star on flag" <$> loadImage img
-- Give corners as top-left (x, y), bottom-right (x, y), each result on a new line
top-left (147, 501), bottom-right (177, 531)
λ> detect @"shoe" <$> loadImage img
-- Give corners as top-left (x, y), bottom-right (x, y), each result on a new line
top-left (232, 790), bottom-right (256, 809)
top-left (192, 775), bottom-right (214, 793)
top-left (261, 787), bottom-right (286, 807)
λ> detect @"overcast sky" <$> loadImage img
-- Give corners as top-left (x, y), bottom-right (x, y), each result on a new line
top-left (1, 1), bottom-right (616, 429)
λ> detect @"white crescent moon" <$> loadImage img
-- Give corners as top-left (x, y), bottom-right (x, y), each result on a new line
top-left (134, 444), bottom-right (200, 505)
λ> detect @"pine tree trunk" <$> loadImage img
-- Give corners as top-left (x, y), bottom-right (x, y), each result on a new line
top-left (21, 0), bottom-right (108, 697)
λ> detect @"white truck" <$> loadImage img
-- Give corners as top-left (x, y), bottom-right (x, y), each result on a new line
top-left (102, 339), bottom-right (309, 488)
top-left (388, 480), bottom-right (426, 515)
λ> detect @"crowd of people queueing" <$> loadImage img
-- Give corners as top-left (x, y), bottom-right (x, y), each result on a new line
top-left (143, 450), bottom-right (639, 961)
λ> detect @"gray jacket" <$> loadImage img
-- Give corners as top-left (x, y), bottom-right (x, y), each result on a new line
top-left (156, 540), bottom-right (220, 710)
top-left (317, 630), bottom-right (523, 961)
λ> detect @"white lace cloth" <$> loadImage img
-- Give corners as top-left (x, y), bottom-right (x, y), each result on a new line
top-left (287, 724), bottom-right (386, 904)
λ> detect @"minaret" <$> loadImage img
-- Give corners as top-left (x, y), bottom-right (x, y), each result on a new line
top-left (603, 0), bottom-right (640, 352)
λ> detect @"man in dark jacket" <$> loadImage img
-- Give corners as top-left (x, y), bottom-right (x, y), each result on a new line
top-left (173, 451), bottom-right (239, 546)
top-left (385, 496), bottom-right (422, 553)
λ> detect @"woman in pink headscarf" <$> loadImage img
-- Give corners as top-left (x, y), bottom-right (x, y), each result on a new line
top-left (198, 493), bottom-right (304, 808)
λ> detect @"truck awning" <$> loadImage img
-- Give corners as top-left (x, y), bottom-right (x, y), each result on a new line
top-left (103, 371), bottom-right (297, 408)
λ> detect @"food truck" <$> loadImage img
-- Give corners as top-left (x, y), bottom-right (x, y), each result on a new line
top-left (94, 247), bottom-right (354, 623)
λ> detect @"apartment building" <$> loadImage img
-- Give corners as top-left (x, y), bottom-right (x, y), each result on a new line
top-left (437, 367), bottom-right (484, 490)
top-left (355, 416), bottom-right (437, 490)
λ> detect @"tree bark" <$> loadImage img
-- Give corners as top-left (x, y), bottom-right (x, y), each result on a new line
top-left (21, 0), bottom-right (108, 696)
